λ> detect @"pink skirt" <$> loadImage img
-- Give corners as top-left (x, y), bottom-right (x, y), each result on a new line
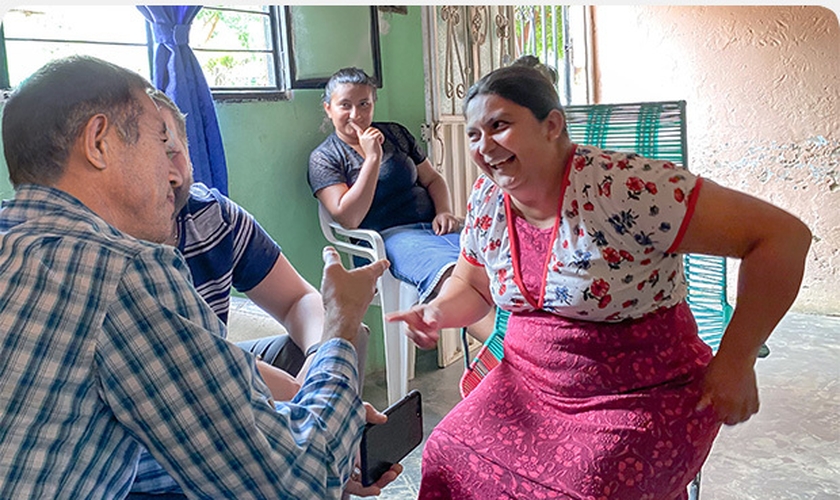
top-left (419, 302), bottom-right (721, 500)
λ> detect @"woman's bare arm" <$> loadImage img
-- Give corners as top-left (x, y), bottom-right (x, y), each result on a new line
top-left (386, 255), bottom-right (493, 349)
top-left (317, 123), bottom-right (384, 228)
top-left (676, 179), bottom-right (811, 424)
top-left (416, 159), bottom-right (461, 234)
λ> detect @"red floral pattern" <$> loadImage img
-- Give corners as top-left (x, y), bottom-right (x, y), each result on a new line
top-left (460, 145), bottom-right (702, 322)
top-left (418, 304), bottom-right (720, 499)
top-left (436, 147), bottom-right (717, 498)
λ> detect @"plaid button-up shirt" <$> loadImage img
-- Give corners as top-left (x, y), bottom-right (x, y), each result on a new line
top-left (0, 185), bottom-right (364, 499)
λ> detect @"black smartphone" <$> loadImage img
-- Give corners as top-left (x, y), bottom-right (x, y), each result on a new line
top-left (359, 390), bottom-right (423, 487)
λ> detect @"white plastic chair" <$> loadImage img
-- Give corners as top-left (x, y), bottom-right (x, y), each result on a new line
top-left (317, 203), bottom-right (415, 405)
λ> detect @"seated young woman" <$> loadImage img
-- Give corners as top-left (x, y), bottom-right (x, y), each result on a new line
top-left (308, 67), bottom-right (492, 342)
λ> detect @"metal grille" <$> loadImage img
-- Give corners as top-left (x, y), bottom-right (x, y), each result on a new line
top-left (424, 5), bottom-right (573, 218)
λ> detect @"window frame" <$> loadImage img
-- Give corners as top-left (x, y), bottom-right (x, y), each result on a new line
top-left (0, 5), bottom-right (291, 102)
top-left (0, 5), bottom-right (385, 101)
top-left (282, 5), bottom-right (382, 90)
top-left (193, 5), bottom-right (289, 101)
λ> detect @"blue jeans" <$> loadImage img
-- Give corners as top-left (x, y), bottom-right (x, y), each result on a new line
top-left (379, 222), bottom-right (461, 302)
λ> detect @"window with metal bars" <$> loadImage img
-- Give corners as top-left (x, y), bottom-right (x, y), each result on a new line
top-left (514, 5), bottom-right (589, 106)
top-left (0, 5), bottom-right (283, 101)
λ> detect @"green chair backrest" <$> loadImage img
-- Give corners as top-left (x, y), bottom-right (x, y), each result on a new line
top-left (486, 308), bottom-right (508, 361)
top-left (682, 254), bottom-right (732, 352)
top-left (564, 101), bottom-right (688, 165)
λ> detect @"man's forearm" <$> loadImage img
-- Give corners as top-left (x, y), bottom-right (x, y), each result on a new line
top-left (289, 339), bottom-right (365, 494)
top-left (257, 360), bottom-right (301, 401)
top-left (283, 291), bottom-right (325, 352)
top-left (123, 337), bottom-right (364, 499)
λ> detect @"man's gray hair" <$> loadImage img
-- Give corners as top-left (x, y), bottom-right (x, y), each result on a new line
top-left (2, 55), bottom-right (153, 187)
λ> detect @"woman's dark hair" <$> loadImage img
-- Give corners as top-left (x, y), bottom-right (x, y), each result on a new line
top-left (463, 58), bottom-right (563, 122)
top-left (512, 55), bottom-right (558, 86)
top-left (2, 55), bottom-right (152, 187)
top-left (323, 67), bottom-right (378, 104)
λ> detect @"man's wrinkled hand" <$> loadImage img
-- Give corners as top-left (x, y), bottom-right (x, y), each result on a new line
top-left (343, 402), bottom-right (403, 498)
top-left (344, 463), bottom-right (402, 498)
top-left (321, 247), bottom-right (388, 343)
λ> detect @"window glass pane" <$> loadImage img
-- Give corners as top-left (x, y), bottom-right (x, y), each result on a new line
top-left (288, 6), bottom-right (374, 81)
top-left (0, 4), bottom-right (283, 95)
top-left (2, 6), bottom-right (147, 44)
top-left (193, 50), bottom-right (275, 88)
top-left (193, 7), bottom-right (272, 52)
top-left (4, 41), bottom-right (150, 87)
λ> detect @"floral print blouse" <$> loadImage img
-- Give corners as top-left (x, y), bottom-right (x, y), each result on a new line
top-left (461, 144), bottom-right (704, 322)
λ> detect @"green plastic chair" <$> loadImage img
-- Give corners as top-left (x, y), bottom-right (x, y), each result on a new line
top-left (457, 100), bottom-right (748, 500)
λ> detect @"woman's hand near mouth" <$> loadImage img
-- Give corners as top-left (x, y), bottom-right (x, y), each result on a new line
top-left (349, 121), bottom-right (384, 161)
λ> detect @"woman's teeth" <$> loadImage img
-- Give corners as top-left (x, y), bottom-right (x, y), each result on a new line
top-left (490, 157), bottom-right (513, 168)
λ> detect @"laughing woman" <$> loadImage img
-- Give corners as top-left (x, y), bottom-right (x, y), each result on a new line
top-left (388, 61), bottom-right (811, 499)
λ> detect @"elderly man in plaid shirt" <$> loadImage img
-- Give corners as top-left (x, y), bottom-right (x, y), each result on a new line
top-left (0, 55), bottom-right (388, 499)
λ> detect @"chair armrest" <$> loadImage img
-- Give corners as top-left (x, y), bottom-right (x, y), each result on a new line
top-left (318, 203), bottom-right (387, 264)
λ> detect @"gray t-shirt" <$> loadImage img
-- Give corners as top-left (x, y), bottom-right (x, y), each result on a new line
top-left (307, 121), bottom-right (435, 231)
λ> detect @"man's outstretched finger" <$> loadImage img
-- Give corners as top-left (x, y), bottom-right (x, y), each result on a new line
top-left (322, 246), bottom-right (342, 267)
top-left (363, 401), bottom-right (387, 425)
top-left (361, 258), bottom-right (389, 278)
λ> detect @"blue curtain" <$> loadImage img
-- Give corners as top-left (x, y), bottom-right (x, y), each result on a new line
top-left (137, 6), bottom-right (228, 195)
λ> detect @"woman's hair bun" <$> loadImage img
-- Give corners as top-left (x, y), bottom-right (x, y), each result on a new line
top-left (511, 55), bottom-right (558, 85)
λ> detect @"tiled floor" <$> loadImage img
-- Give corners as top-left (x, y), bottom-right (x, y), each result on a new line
top-left (228, 299), bottom-right (839, 499)
top-left (353, 312), bottom-right (840, 500)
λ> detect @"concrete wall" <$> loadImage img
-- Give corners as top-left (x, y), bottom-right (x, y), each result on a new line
top-left (591, 5), bottom-right (839, 315)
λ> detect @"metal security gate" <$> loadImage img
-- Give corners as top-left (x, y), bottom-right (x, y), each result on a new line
top-left (421, 5), bottom-right (515, 220)
top-left (421, 5), bottom-right (582, 218)
top-left (419, 5), bottom-right (584, 367)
